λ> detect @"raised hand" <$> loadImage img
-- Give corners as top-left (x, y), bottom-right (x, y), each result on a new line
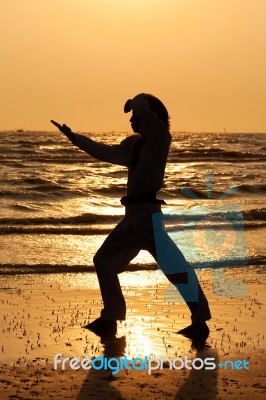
top-left (50, 120), bottom-right (75, 143)
top-left (124, 93), bottom-right (151, 117)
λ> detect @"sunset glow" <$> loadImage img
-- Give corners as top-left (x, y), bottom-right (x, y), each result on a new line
top-left (0, 0), bottom-right (265, 132)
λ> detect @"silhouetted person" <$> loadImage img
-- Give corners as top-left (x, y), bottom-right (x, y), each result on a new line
top-left (51, 93), bottom-right (211, 340)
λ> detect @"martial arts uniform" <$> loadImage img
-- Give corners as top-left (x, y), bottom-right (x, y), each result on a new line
top-left (72, 111), bottom-right (211, 324)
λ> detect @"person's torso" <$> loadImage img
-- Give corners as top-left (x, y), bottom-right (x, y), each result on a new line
top-left (126, 135), bottom-right (171, 196)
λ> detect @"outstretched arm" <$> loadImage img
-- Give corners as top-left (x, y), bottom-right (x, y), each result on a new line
top-left (50, 120), bottom-right (134, 167)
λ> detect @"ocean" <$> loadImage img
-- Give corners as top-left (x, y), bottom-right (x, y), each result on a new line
top-left (1, 130), bottom-right (265, 276)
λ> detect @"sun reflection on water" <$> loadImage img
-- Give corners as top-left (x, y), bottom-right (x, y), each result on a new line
top-left (125, 321), bottom-right (154, 358)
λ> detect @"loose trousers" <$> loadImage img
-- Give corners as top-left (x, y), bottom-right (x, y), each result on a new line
top-left (93, 212), bottom-right (211, 324)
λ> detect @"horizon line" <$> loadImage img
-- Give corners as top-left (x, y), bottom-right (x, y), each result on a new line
top-left (0, 129), bottom-right (266, 135)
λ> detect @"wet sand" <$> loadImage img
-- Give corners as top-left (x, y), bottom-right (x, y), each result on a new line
top-left (0, 267), bottom-right (265, 399)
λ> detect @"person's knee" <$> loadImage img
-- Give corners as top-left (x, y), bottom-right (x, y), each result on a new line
top-left (93, 252), bottom-right (101, 267)
top-left (93, 252), bottom-right (107, 271)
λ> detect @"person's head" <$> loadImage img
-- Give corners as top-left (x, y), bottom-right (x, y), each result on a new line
top-left (126, 93), bottom-right (170, 133)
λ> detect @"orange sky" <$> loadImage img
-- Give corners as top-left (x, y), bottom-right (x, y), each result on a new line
top-left (0, 0), bottom-right (265, 132)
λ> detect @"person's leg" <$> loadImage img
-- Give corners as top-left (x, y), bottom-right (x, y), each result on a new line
top-left (92, 223), bottom-right (141, 321)
top-left (148, 213), bottom-right (211, 328)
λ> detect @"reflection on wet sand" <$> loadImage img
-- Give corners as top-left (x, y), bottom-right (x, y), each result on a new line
top-left (77, 334), bottom-right (126, 399)
top-left (77, 332), bottom-right (219, 400)
top-left (0, 268), bottom-right (265, 399)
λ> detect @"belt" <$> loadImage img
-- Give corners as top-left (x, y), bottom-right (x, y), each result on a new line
top-left (120, 191), bottom-right (166, 206)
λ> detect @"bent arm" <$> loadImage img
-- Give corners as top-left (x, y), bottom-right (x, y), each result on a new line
top-left (140, 111), bottom-right (172, 157)
top-left (140, 110), bottom-right (170, 141)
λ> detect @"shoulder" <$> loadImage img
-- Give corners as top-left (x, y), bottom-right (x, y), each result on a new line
top-left (120, 134), bottom-right (141, 148)
top-left (120, 134), bottom-right (141, 144)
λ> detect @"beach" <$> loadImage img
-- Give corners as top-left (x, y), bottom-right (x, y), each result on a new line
top-left (0, 266), bottom-right (265, 399)
top-left (1, 0), bottom-right (266, 396)
top-left (1, 130), bottom-right (265, 398)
